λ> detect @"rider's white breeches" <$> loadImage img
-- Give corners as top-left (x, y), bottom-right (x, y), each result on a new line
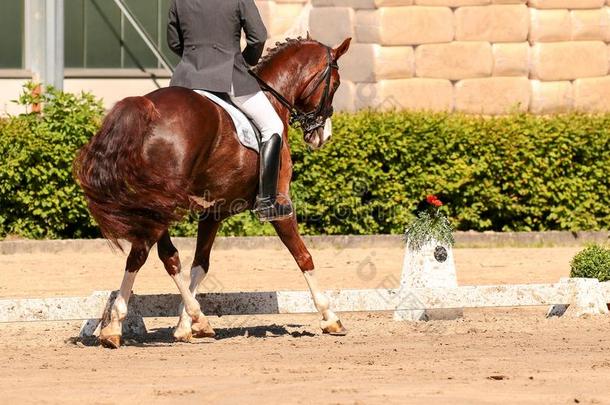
top-left (229, 89), bottom-right (285, 143)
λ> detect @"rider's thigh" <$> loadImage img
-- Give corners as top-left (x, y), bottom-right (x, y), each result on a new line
top-left (230, 91), bottom-right (284, 142)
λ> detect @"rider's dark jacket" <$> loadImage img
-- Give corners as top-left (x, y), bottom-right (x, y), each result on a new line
top-left (167, 0), bottom-right (267, 96)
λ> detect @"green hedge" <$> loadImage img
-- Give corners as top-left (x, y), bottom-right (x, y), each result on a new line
top-left (1, 85), bottom-right (608, 239)
top-left (0, 84), bottom-right (103, 238)
top-left (289, 111), bottom-right (610, 234)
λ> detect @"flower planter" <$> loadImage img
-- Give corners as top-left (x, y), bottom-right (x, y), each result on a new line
top-left (394, 239), bottom-right (463, 321)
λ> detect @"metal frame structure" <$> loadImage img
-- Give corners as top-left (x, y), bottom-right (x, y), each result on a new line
top-left (25, 0), bottom-right (64, 89)
top-left (24, 0), bottom-right (173, 90)
top-left (112, 0), bottom-right (175, 74)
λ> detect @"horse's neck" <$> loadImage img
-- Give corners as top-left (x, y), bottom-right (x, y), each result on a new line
top-left (259, 56), bottom-right (308, 106)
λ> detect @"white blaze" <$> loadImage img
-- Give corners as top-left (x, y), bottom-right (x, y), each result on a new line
top-left (322, 118), bottom-right (332, 143)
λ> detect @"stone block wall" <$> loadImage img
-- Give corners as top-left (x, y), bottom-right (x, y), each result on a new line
top-left (255, 0), bottom-right (311, 43)
top-left (5, 1), bottom-right (609, 115)
top-left (302, 0), bottom-right (610, 114)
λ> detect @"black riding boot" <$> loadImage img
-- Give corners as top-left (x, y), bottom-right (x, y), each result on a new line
top-left (254, 133), bottom-right (294, 222)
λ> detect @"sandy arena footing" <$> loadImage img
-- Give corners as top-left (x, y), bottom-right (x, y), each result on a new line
top-left (1, 244), bottom-right (609, 404)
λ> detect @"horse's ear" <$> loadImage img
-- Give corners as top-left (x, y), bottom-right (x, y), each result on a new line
top-left (306, 31), bottom-right (311, 40)
top-left (333, 37), bottom-right (351, 60)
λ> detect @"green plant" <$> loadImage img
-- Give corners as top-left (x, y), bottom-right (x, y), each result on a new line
top-left (404, 195), bottom-right (454, 251)
top-left (570, 244), bottom-right (610, 282)
top-left (289, 110), bottom-right (610, 235)
top-left (0, 83), bottom-right (104, 238)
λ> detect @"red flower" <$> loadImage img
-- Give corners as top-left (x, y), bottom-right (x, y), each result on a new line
top-left (426, 195), bottom-right (443, 207)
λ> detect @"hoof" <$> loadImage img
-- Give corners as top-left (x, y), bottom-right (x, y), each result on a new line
top-left (192, 322), bottom-right (216, 338)
top-left (173, 329), bottom-right (193, 343)
top-left (322, 320), bottom-right (347, 336)
top-left (99, 335), bottom-right (122, 349)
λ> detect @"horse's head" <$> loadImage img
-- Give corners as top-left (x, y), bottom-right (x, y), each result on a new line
top-left (294, 36), bottom-right (351, 149)
top-left (254, 36), bottom-right (352, 149)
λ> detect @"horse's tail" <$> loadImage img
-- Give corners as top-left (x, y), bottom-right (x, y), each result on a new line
top-left (74, 96), bottom-right (185, 248)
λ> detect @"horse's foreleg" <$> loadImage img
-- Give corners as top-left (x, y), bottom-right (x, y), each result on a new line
top-left (302, 270), bottom-right (346, 334)
top-left (271, 217), bottom-right (347, 335)
top-left (173, 217), bottom-right (221, 340)
top-left (157, 230), bottom-right (215, 342)
top-left (99, 242), bottom-right (151, 349)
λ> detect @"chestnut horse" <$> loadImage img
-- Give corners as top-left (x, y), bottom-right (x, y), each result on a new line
top-left (75, 37), bottom-right (351, 348)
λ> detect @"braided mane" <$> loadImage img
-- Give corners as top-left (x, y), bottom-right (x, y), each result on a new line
top-left (253, 36), bottom-right (320, 73)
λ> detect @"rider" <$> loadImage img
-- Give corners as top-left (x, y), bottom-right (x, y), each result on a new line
top-left (167, 0), bottom-right (293, 222)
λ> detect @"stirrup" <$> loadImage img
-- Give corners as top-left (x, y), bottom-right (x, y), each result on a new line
top-left (254, 195), bottom-right (294, 222)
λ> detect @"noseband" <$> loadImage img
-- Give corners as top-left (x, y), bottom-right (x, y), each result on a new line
top-left (249, 46), bottom-right (338, 133)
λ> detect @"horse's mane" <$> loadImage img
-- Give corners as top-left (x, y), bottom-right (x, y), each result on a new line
top-left (253, 36), bottom-right (320, 73)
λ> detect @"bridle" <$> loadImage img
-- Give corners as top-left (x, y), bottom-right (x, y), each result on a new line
top-left (249, 46), bottom-right (339, 134)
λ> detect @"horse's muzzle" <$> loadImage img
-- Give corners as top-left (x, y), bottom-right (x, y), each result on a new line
top-left (304, 118), bottom-right (332, 150)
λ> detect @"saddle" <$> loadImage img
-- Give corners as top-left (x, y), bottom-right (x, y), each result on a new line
top-left (193, 90), bottom-right (261, 153)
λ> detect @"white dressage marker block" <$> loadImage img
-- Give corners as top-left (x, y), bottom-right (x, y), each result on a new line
top-left (546, 278), bottom-right (609, 318)
top-left (394, 241), bottom-right (463, 321)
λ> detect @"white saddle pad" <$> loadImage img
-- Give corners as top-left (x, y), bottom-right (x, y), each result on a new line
top-left (193, 89), bottom-right (259, 153)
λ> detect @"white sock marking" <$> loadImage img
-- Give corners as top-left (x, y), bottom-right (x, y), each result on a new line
top-left (101, 271), bottom-right (137, 337)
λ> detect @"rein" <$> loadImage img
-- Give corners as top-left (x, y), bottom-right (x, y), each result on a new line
top-left (249, 46), bottom-right (338, 133)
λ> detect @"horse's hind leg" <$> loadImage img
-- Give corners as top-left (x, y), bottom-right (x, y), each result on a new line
top-left (157, 230), bottom-right (216, 342)
top-left (173, 217), bottom-right (222, 340)
top-left (271, 217), bottom-right (347, 335)
top-left (99, 241), bottom-right (151, 349)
